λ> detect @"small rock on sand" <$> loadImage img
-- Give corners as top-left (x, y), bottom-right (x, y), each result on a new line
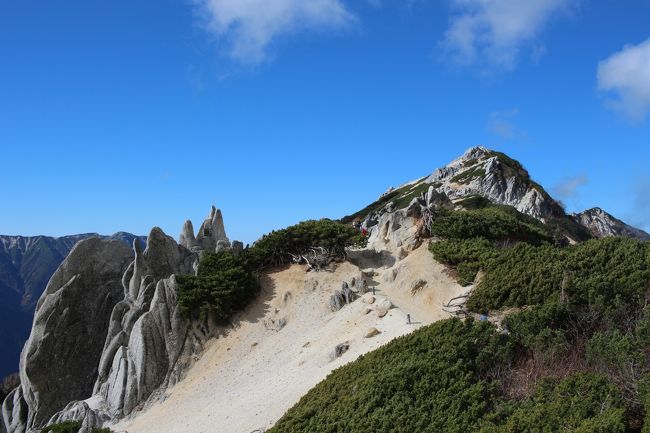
top-left (377, 309), bottom-right (388, 318)
top-left (376, 299), bottom-right (392, 310)
top-left (364, 328), bottom-right (381, 338)
top-left (332, 342), bottom-right (350, 358)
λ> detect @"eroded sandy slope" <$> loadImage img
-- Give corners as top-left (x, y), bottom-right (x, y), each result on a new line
top-left (112, 243), bottom-right (466, 433)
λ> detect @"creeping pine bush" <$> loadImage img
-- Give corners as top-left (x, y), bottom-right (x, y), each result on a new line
top-left (268, 319), bottom-right (631, 433)
top-left (426, 204), bottom-right (650, 430)
top-left (246, 219), bottom-right (366, 270)
top-left (481, 373), bottom-right (628, 433)
top-left (430, 206), bottom-right (552, 245)
top-left (268, 319), bottom-right (512, 433)
top-left (177, 219), bottom-right (365, 323)
top-left (40, 422), bottom-right (112, 433)
top-left (41, 422), bottom-right (82, 433)
top-left (177, 250), bottom-right (259, 323)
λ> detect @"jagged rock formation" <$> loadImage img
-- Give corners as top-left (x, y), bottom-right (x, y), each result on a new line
top-left (0, 232), bottom-right (145, 380)
top-left (345, 146), bottom-right (647, 251)
top-left (2, 207), bottom-right (233, 433)
top-left (573, 207), bottom-right (650, 240)
top-left (426, 146), bottom-right (564, 221)
top-left (3, 238), bottom-right (134, 432)
top-left (180, 206), bottom-right (230, 252)
top-left (344, 146), bottom-right (570, 251)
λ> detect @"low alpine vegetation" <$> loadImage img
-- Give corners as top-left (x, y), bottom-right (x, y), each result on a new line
top-left (245, 219), bottom-right (366, 270)
top-left (268, 319), bottom-right (631, 433)
top-left (178, 219), bottom-right (365, 322)
top-left (40, 421), bottom-right (111, 433)
top-left (177, 250), bottom-right (260, 323)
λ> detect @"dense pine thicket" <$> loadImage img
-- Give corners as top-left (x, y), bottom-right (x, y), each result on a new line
top-left (269, 319), bottom-right (630, 433)
top-left (177, 219), bottom-right (365, 322)
top-left (270, 206), bottom-right (650, 432)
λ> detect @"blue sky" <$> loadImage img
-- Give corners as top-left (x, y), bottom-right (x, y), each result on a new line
top-left (1, 0), bottom-right (649, 244)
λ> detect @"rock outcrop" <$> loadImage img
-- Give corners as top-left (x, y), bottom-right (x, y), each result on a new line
top-left (2, 206), bottom-right (233, 433)
top-left (573, 207), bottom-right (650, 241)
top-left (0, 232), bottom-right (145, 380)
top-left (349, 146), bottom-right (568, 251)
top-left (5, 238), bottom-right (133, 431)
top-left (348, 146), bottom-right (614, 251)
top-left (179, 206), bottom-right (229, 252)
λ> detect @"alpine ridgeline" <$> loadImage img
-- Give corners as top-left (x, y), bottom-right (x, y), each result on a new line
top-left (1, 207), bottom-right (235, 433)
top-left (2, 147), bottom-right (648, 433)
top-left (343, 146), bottom-right (647, 253)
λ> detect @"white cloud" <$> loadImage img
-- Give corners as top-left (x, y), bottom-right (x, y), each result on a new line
top-left (195, 0), bottom-right (354, 63)
top-left (441, 0), bottom-right (574, 70)
top-left (488, 108), bottom-right (522, 139)
top-left (597, 37), bottom-right (650, 122)
top-left (552, 174), bottom-right (588, 201)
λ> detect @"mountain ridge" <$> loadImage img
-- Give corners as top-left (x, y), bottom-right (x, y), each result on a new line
top-left (345, 146), bottom-right (647, 244)
top-left (2, 146), bottom-right (649, 433)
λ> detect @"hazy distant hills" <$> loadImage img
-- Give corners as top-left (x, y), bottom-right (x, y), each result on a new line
top-left (0, 232), bottom-right (145, 379)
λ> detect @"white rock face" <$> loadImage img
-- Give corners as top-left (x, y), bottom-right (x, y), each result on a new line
top-left (194, 206), bottom-right (229, 251)
top-left (573, 207), bottom-right (650, 240)
top-left (2, 207), bottom-right (234, 433)
top-left (428, 146), bottom-right (562, 221)
top-left (357, 146), bottom-right (566, 251)
top-left (2, 238), bottom-right (134, 433)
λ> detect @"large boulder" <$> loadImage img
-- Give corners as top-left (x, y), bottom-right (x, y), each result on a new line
top-left (17, 238), bottom-right (133, 429)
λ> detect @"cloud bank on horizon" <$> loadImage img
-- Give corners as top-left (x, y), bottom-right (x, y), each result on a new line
top-left (598, 37), bottom-right (650, 122)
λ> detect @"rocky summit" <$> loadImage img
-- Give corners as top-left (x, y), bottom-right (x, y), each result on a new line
top-left (573, 207), bottom-right (650, 240)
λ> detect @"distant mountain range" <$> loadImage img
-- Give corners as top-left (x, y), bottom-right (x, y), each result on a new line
top-left (0, 232), bottom-right (145, 379)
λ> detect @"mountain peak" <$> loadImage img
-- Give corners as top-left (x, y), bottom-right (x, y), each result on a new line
top-left (573, 207), bottom-right (649, 240)
top-left (459, 145), bottom-right (491, 162)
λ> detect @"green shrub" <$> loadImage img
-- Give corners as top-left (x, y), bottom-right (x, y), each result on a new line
top-left (178, 219), bottom-right (363, 322)
top-left (455, 195), bottom-right (492, 210)
top-left (432, 236), bottom-right (650, 314)
top-left (451, 165), bottom-right (487, 184)
top-left (430, 206), bottom-right (552, 245)
top-left (267, 318), bottom-right (629, 433)
top-left (268, 318), bottom-right (512, 433)
top-left (41, 421), bottom-right (82, 433)
top-left (247, 219), bottom-right (366, 270)
top-left (502, 301), bottom-right (572, 356)
top-left (177, 250), bottom-right (260, 322)
top-left (482, 373), bottom-right (627, 433)
top-left (40, 421), bottom-right (112, 433)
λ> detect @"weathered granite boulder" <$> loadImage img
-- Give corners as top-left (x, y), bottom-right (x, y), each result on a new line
top-left (178, 206), bottom-right (230, 252)
top-left (2, 387), bottom-right (27, 433)
top-left (195, 206), bottom-right (229, 251)
top-left (10, 238), bottom-right (133, 430)
top-left (92, 226), bottom-right (210, 418)
top-left (178, 220), bottom-right (196, 250)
